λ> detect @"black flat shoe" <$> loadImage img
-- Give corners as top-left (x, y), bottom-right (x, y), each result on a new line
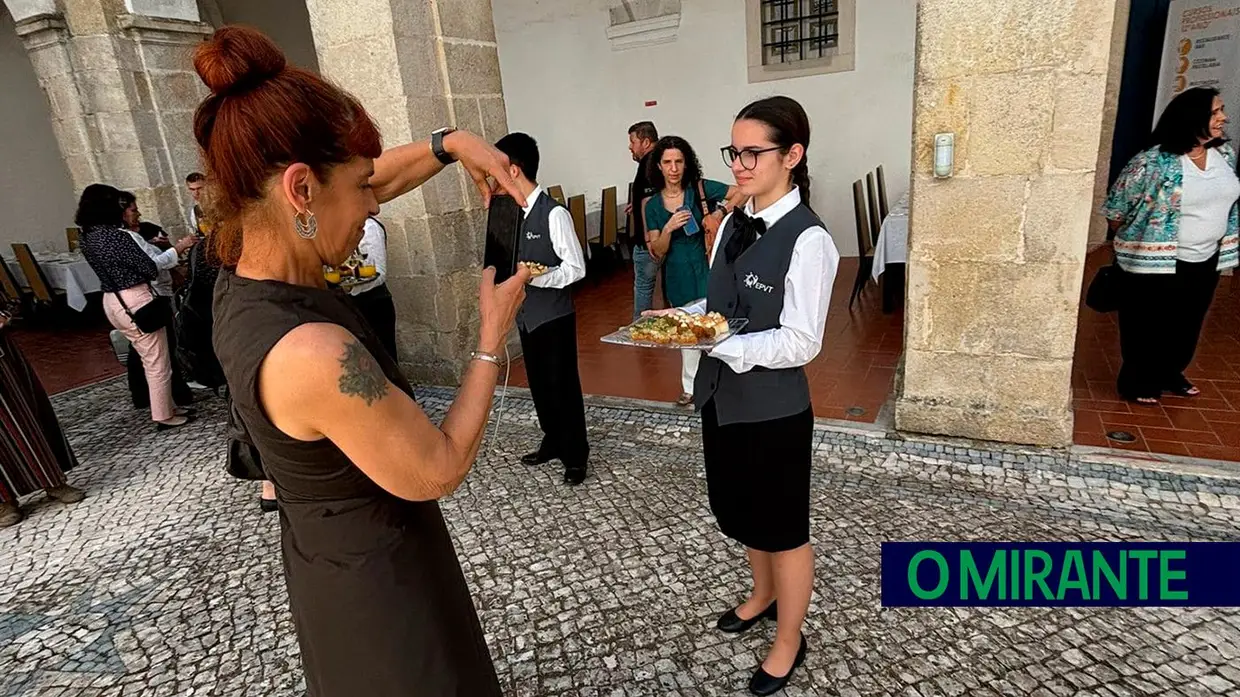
top-left (259, 497), bottom-right (279, 513)
top-left (748, 634), bottom-right (807, 696)
top-left (521, 451), bottom-right (555, 466)
top-left (716, 600), bottom-right (778, 634)
top-left (563, 465), bottom-right (586, 486)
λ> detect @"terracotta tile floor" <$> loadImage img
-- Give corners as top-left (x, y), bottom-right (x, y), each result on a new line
top-left (508, 258), bottom-right (903, 423)
top-left (1074, 247), bottom-right (1240, 461)
top-left (9, 309), bottom-right (124, 395)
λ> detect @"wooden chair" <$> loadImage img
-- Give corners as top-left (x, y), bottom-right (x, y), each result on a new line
top-left (849, 180), bottom-right (876, 309)
top-left (12, 244), bottom-right (62, 305)
top-left (0, 257), bottom-right (25, 308)
top-left (866, 172), bottom-right (883, 247)
top-left (600, 186), bottom-right (618, 248)
top-left (875, 165), bottom-right (890, 223)
top-left (547, 185), bottom-right (566, 206)
top-left (587, 186), bottom-right (622, 282)
top-left (567, 195), bottom-right (587, 254)
top-left (66, 227), bottom-right (80, 252)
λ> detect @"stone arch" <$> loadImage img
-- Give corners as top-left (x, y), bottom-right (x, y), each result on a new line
top-left (1, 0), bottom-right (58, 22)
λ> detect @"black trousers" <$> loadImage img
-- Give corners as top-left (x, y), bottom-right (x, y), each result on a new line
top-left (129, 325), bottom-right (193, 409)
top-left (519, 313), bottom-right (589, 469)
top-left (1116, 255), bottom-right (1220, 401)
top-left (351, 285), bottom-right (399, 363)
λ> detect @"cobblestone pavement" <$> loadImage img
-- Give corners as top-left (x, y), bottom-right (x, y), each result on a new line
top-left (2, 380), bottom-right (1240, 697)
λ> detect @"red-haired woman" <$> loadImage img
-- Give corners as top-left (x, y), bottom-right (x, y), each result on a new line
top-left (194, 27), bottom-right (529, 696)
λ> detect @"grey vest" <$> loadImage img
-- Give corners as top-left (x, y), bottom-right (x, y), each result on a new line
top-left (517, 192), bottom-right (575, 332)
top-left (693, 203), bottom-right (821, 425)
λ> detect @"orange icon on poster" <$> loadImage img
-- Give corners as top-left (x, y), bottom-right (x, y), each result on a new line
top-left (1178, 56), bottom-right (1190, 74)
top-left (1179, 38), bottom-right (1192, 55)
top-left (1175, 75), bottom-right (1187, 93)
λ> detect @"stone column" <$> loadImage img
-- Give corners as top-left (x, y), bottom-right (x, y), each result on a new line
top-left (894, 0), bottom-right (1119, 446)
top-left (306, 0), bottom-right (508, 383)
top-left (9, 0), bottom-right (210, 237)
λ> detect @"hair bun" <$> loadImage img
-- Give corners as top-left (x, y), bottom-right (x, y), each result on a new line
top-left (194, 26), bottom-right (287, 95)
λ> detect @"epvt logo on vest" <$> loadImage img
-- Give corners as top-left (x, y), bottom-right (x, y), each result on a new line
top-left (743, 272), bottom-right (774, 293)
top-left (525, 231), bottom-right (541, 240)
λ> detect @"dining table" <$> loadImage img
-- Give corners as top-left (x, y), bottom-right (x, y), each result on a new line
top-left (4, 251), bottom-right (101, 312)
top-left (871, 192), bottom-right (909, 313)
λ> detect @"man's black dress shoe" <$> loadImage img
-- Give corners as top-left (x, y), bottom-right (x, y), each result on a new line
top-left (716, 601), bottom-right (777, 634)
top-left (747, 634), bottom-right (807, 696)
top-left (563, 465), bottom-right (586, 485)
top-left (259, 497), bottom-right (279, 514)
top-left (521, 451), bottom-right (555, 466)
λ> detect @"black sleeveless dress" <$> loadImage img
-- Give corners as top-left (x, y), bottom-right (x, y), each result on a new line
top-left (212, 269), bottom-right (501, 697)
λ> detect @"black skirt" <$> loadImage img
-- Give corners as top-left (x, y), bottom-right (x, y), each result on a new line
top-left (701, 399), bottom-right (813, 552)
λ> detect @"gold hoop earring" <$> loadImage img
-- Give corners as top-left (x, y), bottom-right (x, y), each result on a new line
top-left (294, 210), bottom-right (318, 240)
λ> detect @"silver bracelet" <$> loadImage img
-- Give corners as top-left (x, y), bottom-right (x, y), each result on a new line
top-left (470, 351), bottom-right (502, 367)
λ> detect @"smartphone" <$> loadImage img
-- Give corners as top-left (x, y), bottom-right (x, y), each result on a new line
top-left (680, 205), bottom-right (701, 236)
top-left (484, 194), bottom-right (524, 283)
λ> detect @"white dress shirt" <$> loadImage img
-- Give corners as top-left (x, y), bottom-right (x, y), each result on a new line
top-left (127, 230), bottom-right (178, 297)
top-left (349, 218), bottom-right (389, 296)
top-left (523, 186), bottom-right (587, 289)
top-left (682, 188), bottom-right (839, 374)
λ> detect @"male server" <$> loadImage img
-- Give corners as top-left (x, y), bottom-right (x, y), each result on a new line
top-left (494, 133), bottom-right (589, 485)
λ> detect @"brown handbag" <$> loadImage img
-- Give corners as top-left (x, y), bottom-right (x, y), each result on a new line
top-left (696, 180), bottom-right (721, 260)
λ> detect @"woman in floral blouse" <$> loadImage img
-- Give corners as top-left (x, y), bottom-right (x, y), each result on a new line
top-left (1102, 87), bottom-right (1240, 404)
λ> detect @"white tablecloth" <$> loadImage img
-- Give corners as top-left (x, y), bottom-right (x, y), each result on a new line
top-left (872, 192), bottom-right (909, 282)
top-left (4, 253), bottom-right (100, 311)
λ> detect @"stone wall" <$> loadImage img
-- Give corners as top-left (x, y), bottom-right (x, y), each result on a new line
top-left (306, 0), bottom-right (507, 382)
top-left (9, 0), bottom-right (209, 237)
top-left (895, 0), bottom-right (1120, 446)
top-left (1088, 0), bottom-right (1132, 248)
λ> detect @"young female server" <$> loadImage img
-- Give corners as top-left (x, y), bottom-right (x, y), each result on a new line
top-left (648, 95), bottom-right (839, 695)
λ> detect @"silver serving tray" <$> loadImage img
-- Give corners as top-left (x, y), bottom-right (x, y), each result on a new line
top-left (601, 317), bottom-right (749, 350)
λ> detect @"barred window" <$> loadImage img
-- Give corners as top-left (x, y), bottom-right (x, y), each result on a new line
top-left (761, 0), bottom-right (839, 65)
top-left (747, 0), bottom-right (855, 83)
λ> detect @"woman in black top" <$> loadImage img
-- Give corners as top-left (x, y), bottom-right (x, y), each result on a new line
top-left (76, 184), bottom-right (194, 429)
top-left (195, 27), bottom-right (528, 696)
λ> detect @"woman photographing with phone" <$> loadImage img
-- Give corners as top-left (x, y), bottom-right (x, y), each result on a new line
top-left (195, 26), bottom-right (528, 696)
top-left (647, 96), bottom-right (838, 695)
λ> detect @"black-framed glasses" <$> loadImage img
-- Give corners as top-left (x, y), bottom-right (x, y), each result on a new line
top-left (721, 145), bottom-right (782, 170)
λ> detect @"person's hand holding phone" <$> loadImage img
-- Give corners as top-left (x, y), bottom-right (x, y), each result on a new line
top-left (665, 209), bottom-right (692, 233)
top-left (477, 264), bottom-right (531, 354)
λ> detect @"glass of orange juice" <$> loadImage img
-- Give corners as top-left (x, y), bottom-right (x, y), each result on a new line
top-left (359, 265), bottom-right (377, 278)
top-left (324, 268), bottom-right (342, 285)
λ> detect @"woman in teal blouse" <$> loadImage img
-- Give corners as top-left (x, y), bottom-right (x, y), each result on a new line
top-left (644, 135), bottom-right (742, 405)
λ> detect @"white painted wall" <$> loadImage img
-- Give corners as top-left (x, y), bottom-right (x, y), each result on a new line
top-left (0, 7), bottom-right (76, 252)
top-left (493, 0), bottom-right (916, 256)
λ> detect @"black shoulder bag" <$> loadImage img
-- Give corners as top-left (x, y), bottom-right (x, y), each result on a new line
top-left (95, 258), bottom-right (174, 334)
top-left (1085, 249), bottom-right (1124, 313)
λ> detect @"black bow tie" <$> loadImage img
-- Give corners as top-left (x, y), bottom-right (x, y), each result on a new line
top-left (724, 209), bottom-right (766, 264)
